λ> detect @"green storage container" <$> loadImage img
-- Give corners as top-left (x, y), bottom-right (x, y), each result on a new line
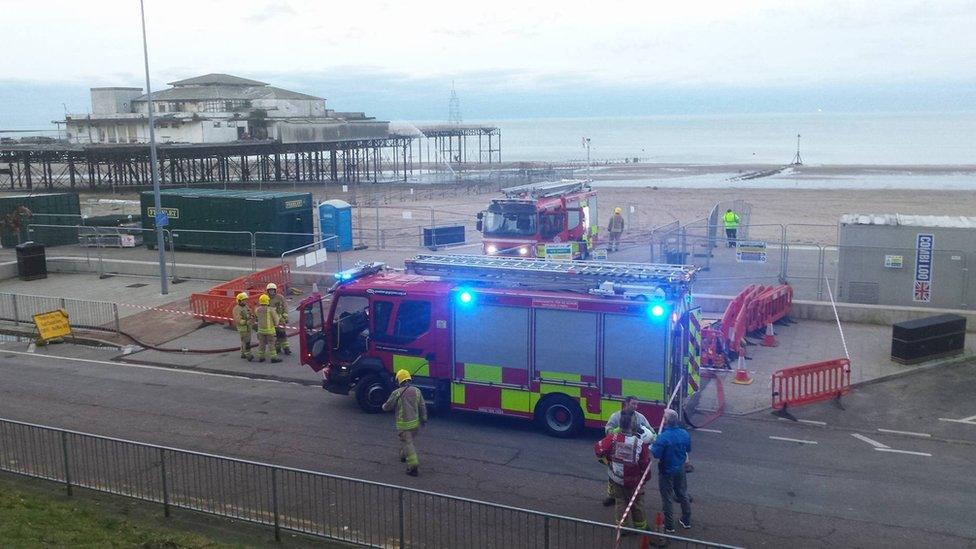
top-left (139, 189), bottom-right (314, 256)
top-left (0, 193), bottom-right (81, 248)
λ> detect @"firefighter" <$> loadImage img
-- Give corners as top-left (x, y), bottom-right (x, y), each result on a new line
top-left (723, 208), bottom-right (741, 248)
top-left (607, 207), bottom-right (625, 252)
top-left (266, 283), bottom-right (291, 356)
top-left (254, 294), bottom-right (282, 363)
top-left (594, 412), bottom-right (650, 531)
top-left (232, 292), bottom-right (254, 361)
top-left (382, 369), bottom-right (428, 476)
top-left (603, 397), bottom-right (655, 507)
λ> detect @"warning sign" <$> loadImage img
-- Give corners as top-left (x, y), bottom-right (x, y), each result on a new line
top-left (33, 309), bottom-right (72, 341)
top-left (736, 241), bottom-right (767, 263)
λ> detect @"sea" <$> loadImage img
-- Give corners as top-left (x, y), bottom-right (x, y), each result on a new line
top-left (457, 112), bottom-right (976, 165)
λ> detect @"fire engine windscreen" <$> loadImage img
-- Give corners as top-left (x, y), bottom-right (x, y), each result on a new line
top-left (483, 203), bottom-right (537, 237)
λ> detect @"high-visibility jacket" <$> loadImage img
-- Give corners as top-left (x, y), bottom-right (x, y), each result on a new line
top-left (608, 214), bottom-right (625, 234)
top-left (382, 384), bottom-right (428, 431)
top-left (268, 293), bottom-right (288, 323)
top-left (232, 304), bottom-right (252, 334)
top-left (594, 432), bottom-right (651, 488)
top-left (255, 305), bottom-right (280, 336)
top-left (723, 211), bottom-right (740, 229)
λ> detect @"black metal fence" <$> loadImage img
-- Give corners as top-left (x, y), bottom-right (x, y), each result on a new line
top-left (0, 417), bottom-right (737, 548)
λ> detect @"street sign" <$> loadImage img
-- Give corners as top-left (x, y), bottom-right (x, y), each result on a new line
top-left (736, 241), bottom-right (767, 263)
top-left (154, 211), bottom-right (169, 227)
top-left (33, 309), bottom-right (72, 341)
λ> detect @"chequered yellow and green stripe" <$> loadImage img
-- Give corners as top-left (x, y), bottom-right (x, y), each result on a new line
top-left (393, 355), bottom-right (429, 377)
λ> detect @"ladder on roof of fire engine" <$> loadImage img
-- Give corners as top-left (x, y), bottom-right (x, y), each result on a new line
top-left (501, 179), bottom-right (589, 199)
top-left (405, 254), bottom-right (698, 292)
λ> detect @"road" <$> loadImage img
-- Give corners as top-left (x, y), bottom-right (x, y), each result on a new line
top-left (1, 342), bottom-right (975, 548)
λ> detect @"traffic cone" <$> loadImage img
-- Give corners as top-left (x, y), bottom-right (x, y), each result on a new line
top-left (644, 511), bottom-right (666, 548)
top-left (731, 356), bottom-right (754, 385)
top-left (761, 323), bottom-right (777, 347)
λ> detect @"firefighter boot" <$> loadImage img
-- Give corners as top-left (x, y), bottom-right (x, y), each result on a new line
top-left (270, 351), bottom-right (282, 364)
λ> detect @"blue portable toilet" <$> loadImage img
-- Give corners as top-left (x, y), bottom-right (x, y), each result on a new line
top-left (319, 199), bottom-right (354, 252)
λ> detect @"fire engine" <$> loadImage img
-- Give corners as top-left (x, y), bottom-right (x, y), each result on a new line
top-left (476, 180), bottom-right (598, 260)
top-left (298, 254), bottom-right (703, 437)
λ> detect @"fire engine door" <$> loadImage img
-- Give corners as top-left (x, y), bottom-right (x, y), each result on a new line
top-left (369, 298), bottom-right (441, 378)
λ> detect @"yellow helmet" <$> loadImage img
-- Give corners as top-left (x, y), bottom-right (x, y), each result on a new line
top-left (266, 282), bottom-right (277, 291)
top-left (259, 294), bottom-right (270, 305)
top-left (395, 369), bottom-right (412, 384)
top-left (236, 292), bottom-right (248, 302)
top-left (614, 207), bottom-right (622, 214)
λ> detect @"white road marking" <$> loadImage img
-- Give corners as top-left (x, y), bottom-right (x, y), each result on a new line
top-left (0, 349), bottom-right (293, 385)
top-left (938, 417), bottom-right (976, 425)
top-left (877, 428), bottom-right (931, 438)
top-left (769, 436), bottom-right (818, 445)
top-left (696, 428), bottom-right (722, 434)
top-left (875, 448), bottom-right (932, 457)
top-left (851, 433), bottom-right (889, 449)
top-left (778, 417), bottom-right (827, 426)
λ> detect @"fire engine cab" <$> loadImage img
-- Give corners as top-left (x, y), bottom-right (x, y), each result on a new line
top-left (299, 254), bottom-right (702, 437)
top-left (476, 180), bottom-right (598, 260)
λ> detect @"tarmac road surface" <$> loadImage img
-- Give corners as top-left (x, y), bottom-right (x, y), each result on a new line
top-left (1, 343), bottom-right (975, 548)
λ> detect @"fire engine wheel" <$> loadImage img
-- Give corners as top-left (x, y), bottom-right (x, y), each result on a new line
top-left (355, 374), bottom-right (391, 414)
top-left (537, 395), bottom-right (583, 438)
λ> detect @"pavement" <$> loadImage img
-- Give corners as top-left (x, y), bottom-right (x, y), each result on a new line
top-left (1, 342), bottom-right (975, 548)
top-left (695, 318), bottom-right (976, 415)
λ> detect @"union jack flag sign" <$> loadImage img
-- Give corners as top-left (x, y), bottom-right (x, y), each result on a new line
top-left (914, 281), bottom-right (931, 302)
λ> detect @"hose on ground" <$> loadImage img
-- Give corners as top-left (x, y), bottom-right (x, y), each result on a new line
top-left (683, 369), bottom-right (725, 429)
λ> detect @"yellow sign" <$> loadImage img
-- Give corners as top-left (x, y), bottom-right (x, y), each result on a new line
top-left (33, 309), bottom-right (72, 341)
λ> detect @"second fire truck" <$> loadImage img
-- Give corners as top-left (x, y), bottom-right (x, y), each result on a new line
top-left (476, 180), bottom-right (598, 260)
top-left (299, 254), bottom-right (702, 437)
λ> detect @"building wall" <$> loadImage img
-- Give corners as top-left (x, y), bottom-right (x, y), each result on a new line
top-left (837, 223), bottom-right (976, 309)
top-left (91, 88), bottom-right (143, 115)
top-left (253, 98), bottom-right (327, 118)
top-left (276, 120), bottom-right (390, 143)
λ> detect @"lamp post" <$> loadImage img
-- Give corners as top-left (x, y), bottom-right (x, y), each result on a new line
top-left (582, 137), bottom-right (591, 178)
top-left (139, 0), bottom-right (168, 294)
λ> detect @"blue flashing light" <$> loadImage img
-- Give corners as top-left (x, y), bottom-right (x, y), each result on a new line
top-left (650, 304), bottom-right (666, 318)
top-left (458, 291), bottom-right (473, 304)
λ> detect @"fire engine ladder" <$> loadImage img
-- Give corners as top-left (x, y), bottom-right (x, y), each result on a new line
top-left (501, 179), bottom-right (590, 199)
top-left (405, 254), bottom-right (698, 294)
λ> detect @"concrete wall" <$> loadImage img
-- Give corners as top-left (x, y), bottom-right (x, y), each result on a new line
top-left (696, 293), bottom-right (976, 333)
top-left (837, 223), bottom-right (976, 310)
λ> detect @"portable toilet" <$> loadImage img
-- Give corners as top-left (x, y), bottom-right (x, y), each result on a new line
top-left (318, 199), bottom-right (353, 252)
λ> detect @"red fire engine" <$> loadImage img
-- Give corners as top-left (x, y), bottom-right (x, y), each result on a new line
top-left (476, 180), bottom-right (598, 260)
top-left (298, 254), bottom-right (703, 437)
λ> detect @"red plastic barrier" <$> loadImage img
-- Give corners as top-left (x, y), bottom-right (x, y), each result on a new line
top-left (189, 265), bottom-right (292, 324)
top-left (771, 358), bottom-right (851, 411)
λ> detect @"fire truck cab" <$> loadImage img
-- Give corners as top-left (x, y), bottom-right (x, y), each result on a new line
top-left (299, 255), bottom-right (702, 437)
top-left (477, 180), bottom-right (598, 260)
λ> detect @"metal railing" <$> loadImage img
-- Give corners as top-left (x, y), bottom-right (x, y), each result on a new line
top-left (0, 292), bottom-right (119, 332)
top-left (0, 417), bottom-right (737, 549)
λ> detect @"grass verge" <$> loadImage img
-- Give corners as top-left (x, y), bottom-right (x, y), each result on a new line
top-left (0, 472), bottom-right (348, 547)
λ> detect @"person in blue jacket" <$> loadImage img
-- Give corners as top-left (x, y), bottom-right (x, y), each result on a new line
top-left (651, 409), bottom-right (692, 533)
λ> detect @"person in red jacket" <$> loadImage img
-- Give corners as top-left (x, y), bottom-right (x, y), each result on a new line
top-left (594, 412), bottom-right (650, 530)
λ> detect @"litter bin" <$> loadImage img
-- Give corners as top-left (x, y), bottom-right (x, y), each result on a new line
top-left (15, 241), bottom-right (47, 281)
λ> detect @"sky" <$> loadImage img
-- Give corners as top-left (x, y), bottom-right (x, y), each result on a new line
top-left (2, 0), bottom-right (976, 128)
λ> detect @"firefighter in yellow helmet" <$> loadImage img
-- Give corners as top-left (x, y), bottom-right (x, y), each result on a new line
top-left (254, 294), bottom-right (281, 363)
top-left (266, 283), bottom-right (291, 356)
top-left (382, 369), bottom-right (428, 476)
top-left (607, 207), bottom-right (625, 252)
top-left (232, 292), bottom-right (254, 361)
